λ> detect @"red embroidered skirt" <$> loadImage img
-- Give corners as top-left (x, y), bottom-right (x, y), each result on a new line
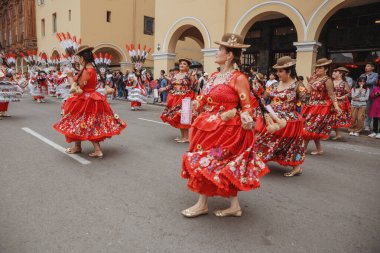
top-left (160, 91), bottom-right (195, 129)
top-left (181, 113), bottom-right (269, 197)
top-left (302, 104), bottom-right (334, 140)
top-left (53, 91), bottom-right (126, 143)
top-left (255, 116), bottom-right (305, 166)
top-left (331, 98), bottom-right (352, 129)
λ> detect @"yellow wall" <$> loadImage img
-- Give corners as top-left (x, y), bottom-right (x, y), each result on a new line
top-left (36, 0), bottom-right (81, 56)
top-left (175, 37), bottom-right (203, 63)
top-left (36, 0), bottom-right (155, 71)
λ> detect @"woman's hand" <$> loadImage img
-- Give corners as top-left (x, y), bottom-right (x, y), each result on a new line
top-left (335, 106), bottom-right (342, 115)
top-left (240, 111), bottom-right (254, 130)
top-left (192, 100), bottom-right (200, 110)
top-left (306, 74), bottom-right (317, 84)
top-left (66, 71), bottom-right (73, 78)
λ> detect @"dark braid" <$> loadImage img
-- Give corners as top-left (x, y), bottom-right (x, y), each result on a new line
top-left (251, 90), bottom-right (269, 117)
top-left (92, 63), bottom-right (107, 87)
top-left (76, 49), bottom-right (106, 87)
top-left (284, 66), bottom-right (299, 81)
top-left (225, 46), bottom-right (268, 118)
top-left (225, 47), bottom-right (243, 72)
top-left (76, 66), bottom-right (86, 83)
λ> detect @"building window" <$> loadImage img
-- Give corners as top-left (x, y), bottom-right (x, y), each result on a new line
top-left (242, 52), bottom-right (259, 68)
top-left (69, 10), bottom-right (71, 21)
top-left (246, 29), bottom-right (262, 39)
top-left (273, 26), bottom-right (296, 36)
top-left (37, 0), bottom-right (45, 6)
top-left (41, 18), bottom-right (45, 37)
top-left (106, 11), bottom-right (111, 22)
top-left (52, 13), bottom-right (57, 33)
top-left (144, 16), bottom-right (154, 35)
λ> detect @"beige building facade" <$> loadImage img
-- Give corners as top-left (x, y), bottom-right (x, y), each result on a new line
top-left (153, 0), bottom-right (380, 78)
top-left (35, 0), bottom-right (155, 72)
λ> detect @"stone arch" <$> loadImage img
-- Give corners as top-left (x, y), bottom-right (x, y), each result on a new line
top-left (307, 0), bottom-right (379, 41)
top-left (232, 1), bottom-right (306, 41)
top-left (163, 17), bottom-right (211, 52)
top-left (93, 46), bottom-right (124, 67)
top-left (93, 43), bottom-right (127, 63)
top-left (51, 48), bottom-right (61, 58)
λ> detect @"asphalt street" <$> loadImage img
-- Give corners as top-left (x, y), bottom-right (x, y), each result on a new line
top-left (0, 95), bottom-right (379, 253)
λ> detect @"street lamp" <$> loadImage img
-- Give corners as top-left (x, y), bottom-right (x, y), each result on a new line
top-left (156, 43), bottom-right (161, 51)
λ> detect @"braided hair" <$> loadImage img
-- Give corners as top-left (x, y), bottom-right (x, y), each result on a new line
top-left (225, 47), bottom-right (243, 71)
top-left (77, 49), bottom-right (107, 87)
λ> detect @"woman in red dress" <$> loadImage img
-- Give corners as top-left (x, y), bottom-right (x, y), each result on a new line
top-left (160, 58), bottom-right (196, 143)
top-left (53, 46), bottom-right (126, 158)
top-left (255, 56), bottom-right (308, 177)
top-left (331, 67), bottom-right (351, 140)
top-left (0, 68), bottom-right (10, 118)
top-left (302, 58), bottom-right (342, 155)
top-left (36, 70), bottom-right (48, 103)
top-left (181, 33), bottom-right (269, 218)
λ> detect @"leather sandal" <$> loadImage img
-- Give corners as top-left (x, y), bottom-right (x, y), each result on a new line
top-left (310, 150), bottom-right (324, 155)
top-left (89, 152), bottom-right (103, 159)
top-left (284, 168), bottom-right (303, 177)
top-left (65, 147), bottom-right (82, 154)
top-left (331, 136), bottom-right (341, 141)
top-left (213, 209), bottom-right (242, 217)
top-left (181, 207), bottom-right (208, 218)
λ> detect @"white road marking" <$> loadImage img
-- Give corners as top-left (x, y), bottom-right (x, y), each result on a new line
top-left (323, 142), bottom-right (380, 156)
top-left (138, 118), bottom-right (169, 126)
top-left (21, 127), bottom-right (91, 165)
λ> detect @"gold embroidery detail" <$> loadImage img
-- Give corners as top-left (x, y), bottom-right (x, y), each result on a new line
top-left (196, 95), bottom-right (203, 101)
top-left (197, 144), bottom-right (202, 150)
top-left (207, 97), bottom-right (213, 103)
top-left (239, 93), bottom-right (247, 100)
top-left (227, 35), bottom-right (237, 45)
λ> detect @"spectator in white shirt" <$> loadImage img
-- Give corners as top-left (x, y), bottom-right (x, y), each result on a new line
top-left (265, 72), bottom-right (278, 88)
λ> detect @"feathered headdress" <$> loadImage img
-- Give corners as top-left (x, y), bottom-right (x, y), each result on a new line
top-left (19, 51), bottom-right (49, 67)
top-left (125, 43), bottom-right (151, 70)
top-left (5, 53), bottom-right (16, 67)
top-left (56, 32), bottom-right (81, 56)
top-left (93, 52), bottom-right (113, 74)
top-left (48, 55), bottom-right (61, 68)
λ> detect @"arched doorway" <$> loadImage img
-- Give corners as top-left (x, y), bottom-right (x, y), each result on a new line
top-left (16, 57), bottom-right (22, 73)
top-left (240, 13), bottom-right (299, 75)
top-left (317, 1), bottom-right (380, 79)
top-left (93, 46), bottom-right (123, 71)
top-left (51, 50), bottom-right (60, 58)
top-left (172, 26), bottom-right (204, 66)
top-left (51, 50), bottom-right (60, 70)
top-left (154, 17), bottom-right (212, 77)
